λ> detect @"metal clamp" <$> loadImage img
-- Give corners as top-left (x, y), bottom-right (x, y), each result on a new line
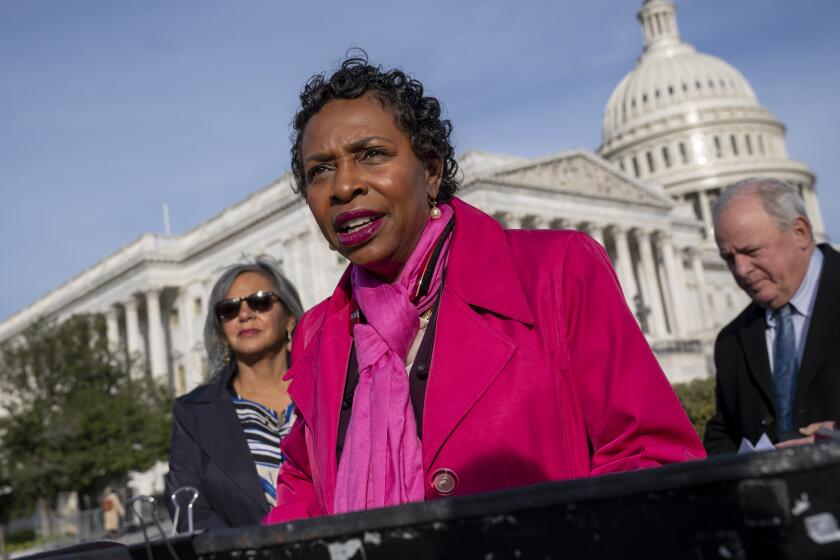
top-left (128, 494), bottom-right (180, 560)
top-left (170, 486), bottom-right (200, 536)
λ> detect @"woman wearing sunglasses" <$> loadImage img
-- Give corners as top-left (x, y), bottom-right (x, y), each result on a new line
top-left (263, 53), bottom-right (705, 525)
top-left (165, 259), bottom-right (304, 531)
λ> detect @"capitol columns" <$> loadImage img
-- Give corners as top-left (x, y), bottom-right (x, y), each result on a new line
top-left (608, 225), bottom-right (639, 312)
top-left (688, 248), bottom-right (712, 331)
top-left (531, 215), bottom-right (552, 230)
top-left (123, 296), bottom-right (143, 375)
top-left (554, 218), bottom-right (575, 229)
top-left (655, 232), bottom-right (687, 337)
top-left (671, 247), bottom-right (693, 331)
top-left (307, 219), bottom-right (331, 300)
top-left (506, 212), bottom-right (527, 229)
top-left (632, 228), bottom-right (668, 338)
top-left (144, 288), bottom-right (168, 380)
top-left (104, 305), bottom-right (121, 354)
top-left (584, 223), bottom-right (605, 247)
top-left (176, 287), bottom-right (199, 393)
top-left (697, 190), bottom-right (713, 239)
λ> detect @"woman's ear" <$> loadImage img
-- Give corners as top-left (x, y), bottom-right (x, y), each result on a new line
top-left (424, 156), bottom-right (444, 198)
top-left (286, 315), bottom-right (298, 334)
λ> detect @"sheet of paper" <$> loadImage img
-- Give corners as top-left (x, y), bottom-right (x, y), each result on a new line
top-left (738, 433), bottom-right (775, 454)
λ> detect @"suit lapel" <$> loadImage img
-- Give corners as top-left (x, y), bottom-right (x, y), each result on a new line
top-left (739, 306), bottom-right (777, 415)
top-left (287, 279), bottom-right (353, 510)
top-left (188, 394), bottom-right (267, 511)
top-left (422, 198), bottom-right (531, 468)
top-left (423, 287), bottom-right (517, 468)
top-left (796, 246), bottom-right (840, 398)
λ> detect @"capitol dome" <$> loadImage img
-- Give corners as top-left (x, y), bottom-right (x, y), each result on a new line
top-left (602, 46), bottom-right (759, 144)
top-left (597, 0), bottom-right (825, 242)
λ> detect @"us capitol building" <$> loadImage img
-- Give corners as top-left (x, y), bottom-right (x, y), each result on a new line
top-left (0, 1), bottom-right (827, 419)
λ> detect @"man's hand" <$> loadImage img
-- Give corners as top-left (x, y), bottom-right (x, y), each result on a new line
top-left (775, 421), bottom-right (837, 449)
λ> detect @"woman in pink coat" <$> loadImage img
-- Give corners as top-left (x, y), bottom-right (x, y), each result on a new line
top-left (264, 54), bottom-right (705, 524)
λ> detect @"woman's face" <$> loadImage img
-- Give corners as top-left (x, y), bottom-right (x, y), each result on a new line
top-left (301, 94), bottom-right (442, 280)
top-left (221, 272), bottom-right (294, 361)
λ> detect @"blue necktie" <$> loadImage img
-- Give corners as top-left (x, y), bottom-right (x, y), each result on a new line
top-left (773, 304), bottom-right (797, 432)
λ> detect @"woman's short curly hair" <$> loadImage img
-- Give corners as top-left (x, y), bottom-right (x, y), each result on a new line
top-left (290, 51), bottom-right (459, 201)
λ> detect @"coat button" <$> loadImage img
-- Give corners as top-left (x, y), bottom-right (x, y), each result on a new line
top-left (431, 469), bottom-right (458, 496)
top-left (761, 416), bottom-right (775, 428)
top-left (415, 363), bottom-right (428, 380)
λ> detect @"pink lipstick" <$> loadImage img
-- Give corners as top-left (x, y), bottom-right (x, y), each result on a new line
top-left (334, 209), bottom-right (385, 247)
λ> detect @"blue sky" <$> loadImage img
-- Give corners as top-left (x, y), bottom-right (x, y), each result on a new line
top-left (1, 1), bottom-right (838, 321)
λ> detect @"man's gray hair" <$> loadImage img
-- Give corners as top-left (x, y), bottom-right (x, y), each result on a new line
top-left (713, 177), bottom-right (811, 232)
top-left (203, 257), bottom-right (304, 377)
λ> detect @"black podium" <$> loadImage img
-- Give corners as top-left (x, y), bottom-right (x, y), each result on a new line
top-left (25, 442), bottom-right (840, 559)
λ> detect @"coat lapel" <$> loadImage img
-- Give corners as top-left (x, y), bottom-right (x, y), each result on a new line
top-left (183, 372), bottom-right (267, 511)
top-left (422, 198), bottom-right (533, 468)
top-left (202, 399), bottom-right (268, 510)
top-left (739, 307), bottom-right (777, 414)
top-left (423, 288), bottom-right (517, 468)
top-left (287, 272), bottom-right (353, 511)
top-left (796, 245), bottom-right (840, 399)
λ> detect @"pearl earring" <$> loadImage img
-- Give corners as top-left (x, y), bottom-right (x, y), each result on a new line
top-left (429, 197), bottom-right (441, 220)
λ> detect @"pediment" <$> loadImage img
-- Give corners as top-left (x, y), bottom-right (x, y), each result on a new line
top-left (473, 150), bottom-right (673, 209)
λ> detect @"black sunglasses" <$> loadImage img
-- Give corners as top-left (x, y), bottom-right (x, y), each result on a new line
top-left (214, 291), bottom-right (281, 322)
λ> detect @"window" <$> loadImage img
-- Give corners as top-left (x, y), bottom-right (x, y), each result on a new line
top-left (632, 156), bottom-right (641, 178)
top-left (744, 134), bottom-right (753, 155)
top-left (170, 308), bottom-right (180, 327)
top-left (695, 80), bottom-right (702, 90)
top-left (679, 142), bottom-right (689, 164)
top-left (662, 146), bottom-right (672, 168)
top-left (619, 160), bottom-right (626, 172)
top-left (682, 83), bottom-right (688, 92)
top-left (729, 134), bottom-right (739, 156)
top-left (642, 93), bottom-right (648, 104)
top-left (713, 136), bottom-right (723, 158)
top-left (193, 297), bottom-right (203, 316)
top-left (646, 151), bottom-right (655, 173)
top-left (668, 85), bottom-right (674, 96)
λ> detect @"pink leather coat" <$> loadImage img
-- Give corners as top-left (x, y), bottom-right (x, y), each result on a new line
top-left (264, 198), bottom-right (705, 523)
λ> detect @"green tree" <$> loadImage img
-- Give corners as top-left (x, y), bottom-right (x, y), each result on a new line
top-left (0, 314), bottom-right (172, 517)
top-left (672, 377), bottom-right (716, 440)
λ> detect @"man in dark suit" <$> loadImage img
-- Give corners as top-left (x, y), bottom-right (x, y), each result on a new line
top-left (704, 177), bottom-right (839, 454)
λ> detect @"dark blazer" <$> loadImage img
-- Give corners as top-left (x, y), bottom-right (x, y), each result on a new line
top-left (164, 364), bottom-right (269, 531)
top-left (705, 244), bottom-right (840, 454)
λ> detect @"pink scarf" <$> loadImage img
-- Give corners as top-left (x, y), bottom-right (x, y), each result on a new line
top-left (333, 203), bottom-right (453, 514)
